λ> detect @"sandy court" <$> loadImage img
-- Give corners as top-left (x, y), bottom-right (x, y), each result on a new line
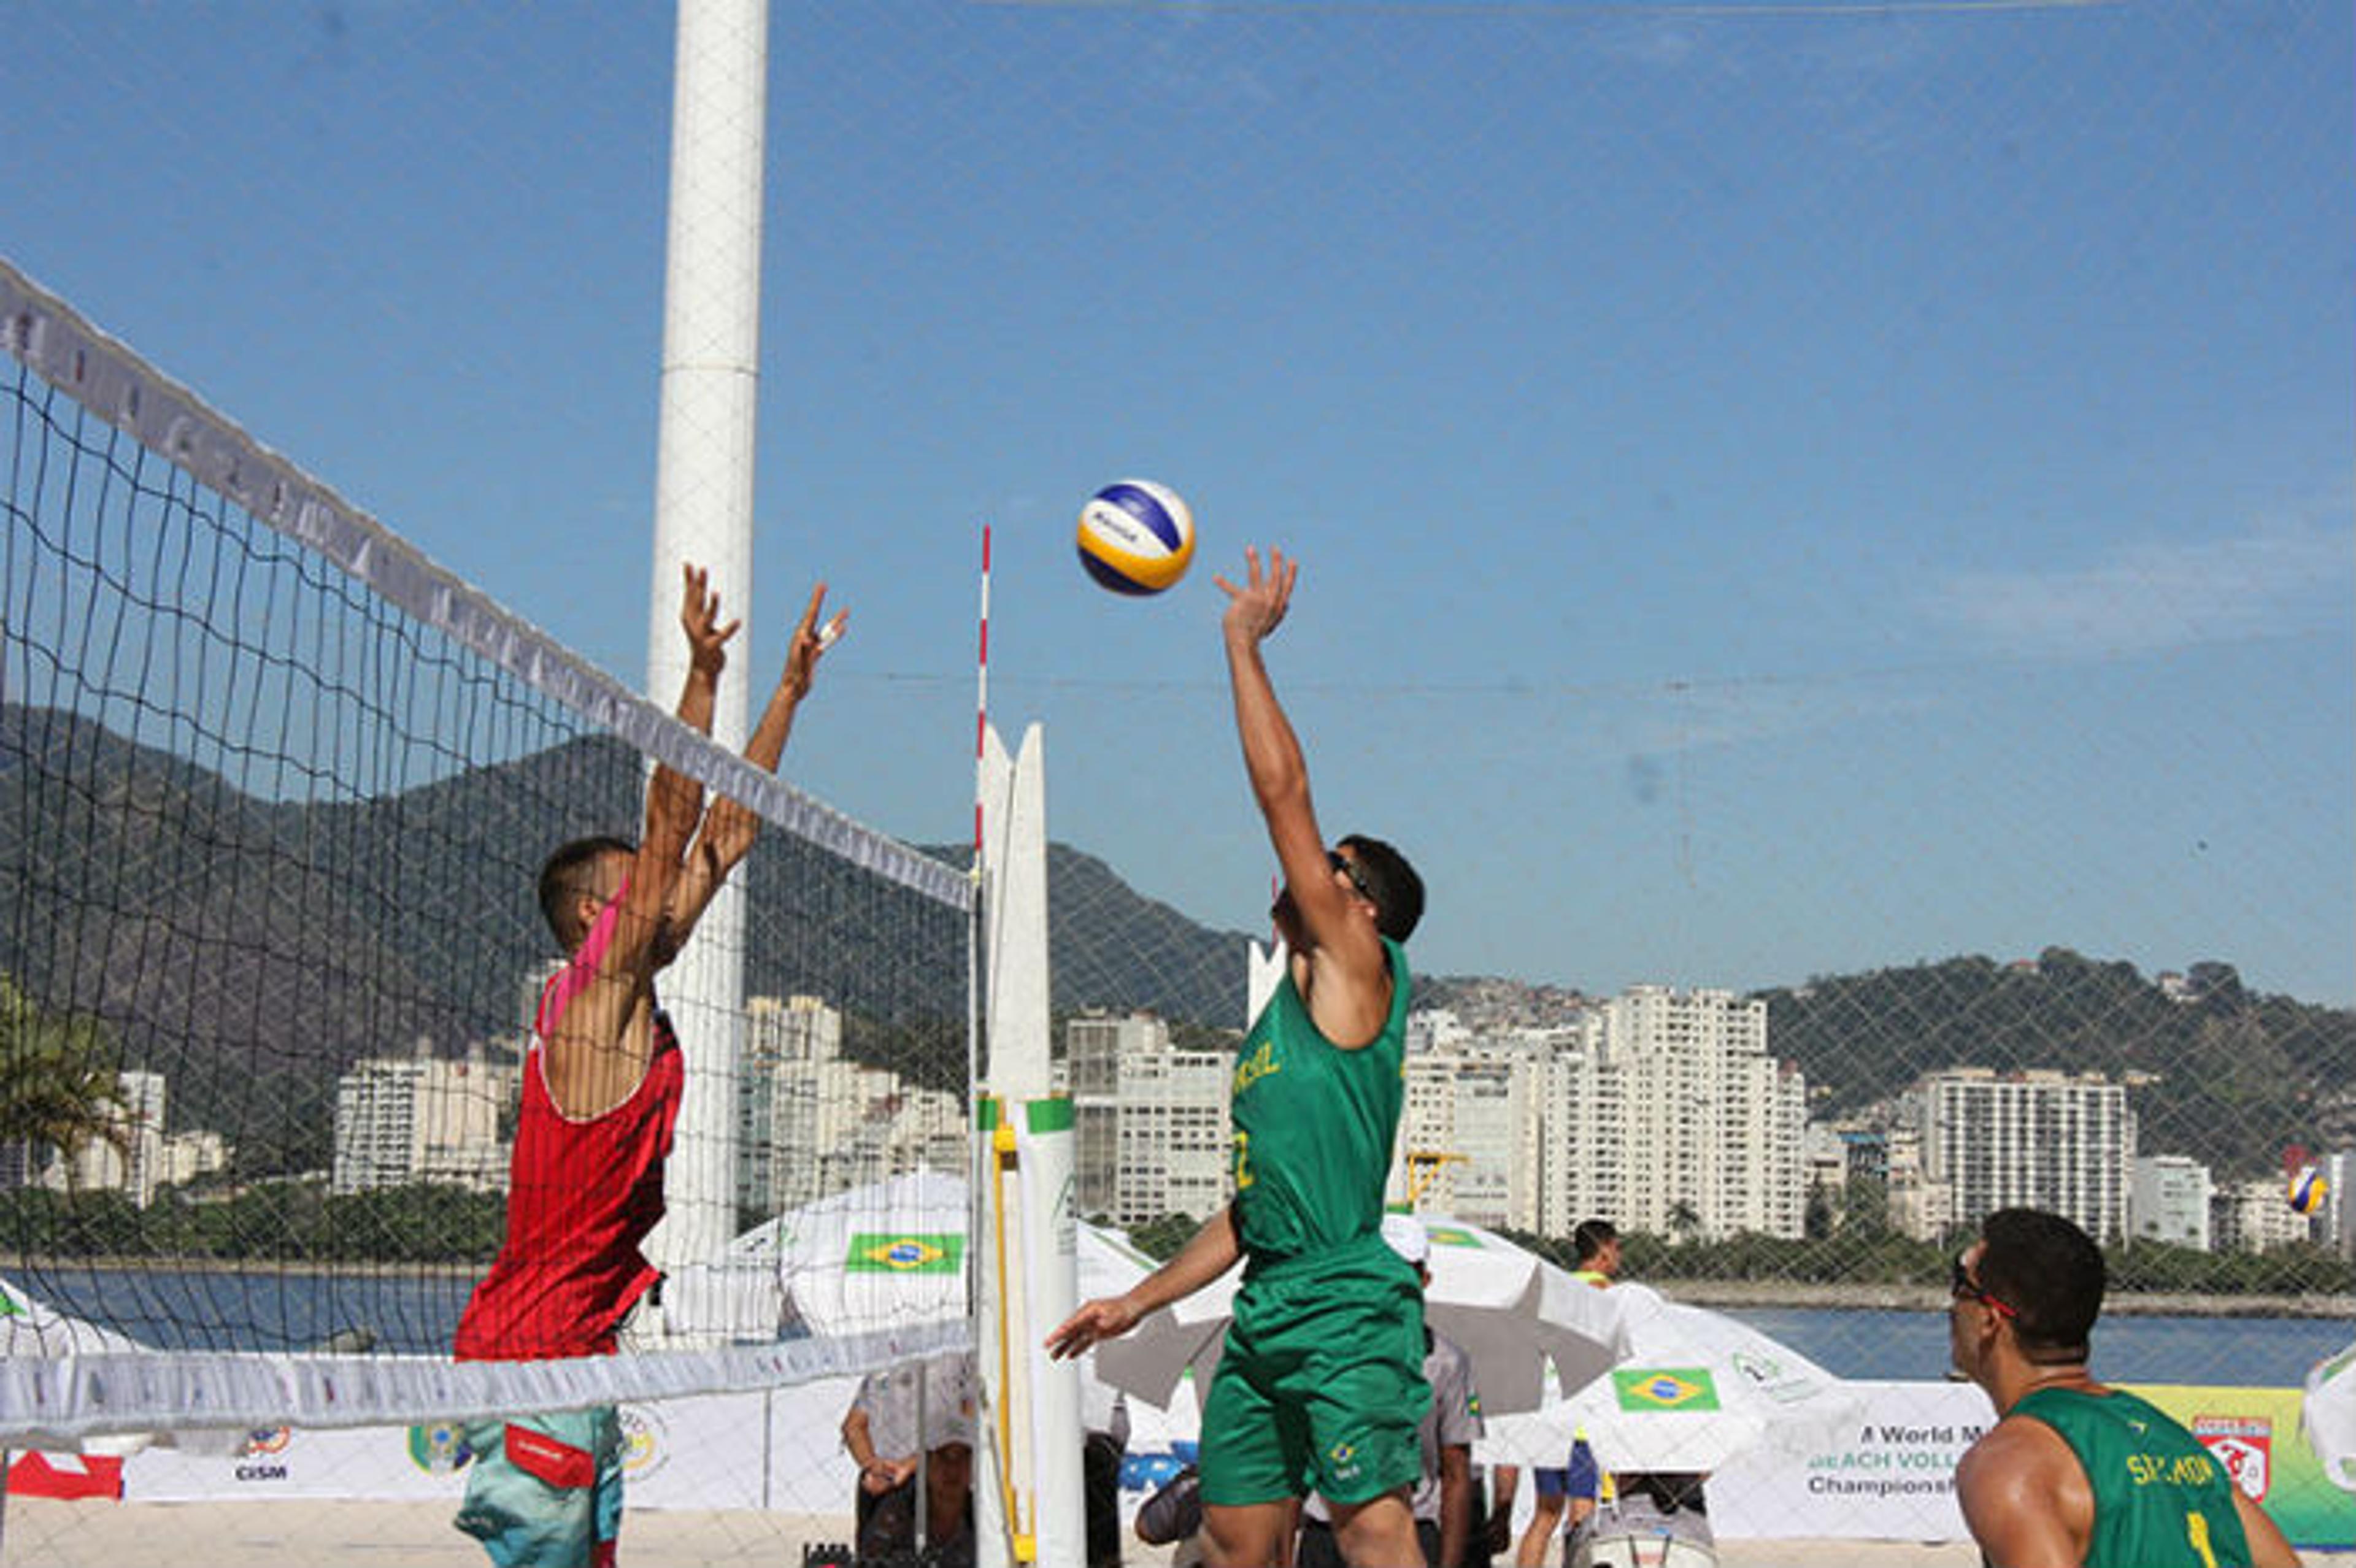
top-left (5, 1502), bottom-right (2352, 1568)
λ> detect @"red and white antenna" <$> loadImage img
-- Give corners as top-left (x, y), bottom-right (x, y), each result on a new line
top-left (974, 521), bottom-right (993, 861)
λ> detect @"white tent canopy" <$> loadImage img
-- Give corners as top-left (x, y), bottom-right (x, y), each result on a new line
top-left (1093, 1213), bottom-right (1624, 1418)
top-left (1481, 1283), bottom-right (1859, 1475)
top-left (2304, 1337), bottom-right (2356, 1494)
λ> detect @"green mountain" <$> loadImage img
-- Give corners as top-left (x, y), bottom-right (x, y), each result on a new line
top-left (1757, 950), bottom-right (2356, 1180)
top-left (0, 706), bottom-right (1253, 1172)
top-left (5, 704), bottom-right (2347, 1185)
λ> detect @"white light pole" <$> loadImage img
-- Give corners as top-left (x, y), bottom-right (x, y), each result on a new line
top-left (644, 0), bottom-right (769, 1281)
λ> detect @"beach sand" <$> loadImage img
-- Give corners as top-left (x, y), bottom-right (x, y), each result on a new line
top-left (6, 1501), bottom-right (2352, 1568)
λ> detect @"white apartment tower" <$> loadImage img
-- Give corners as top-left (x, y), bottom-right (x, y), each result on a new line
top-left (1537, 988), bottom-right (1806, 1242)
top-left (331, 1051), bottom-right (510, 1196)
top-left (1395, 1037), bottom-right (1545, 1233)
top-left (1068, 1012), bottom-right (1233, 1229)
top-left (41, 1070), bottom-right (169, 1208)
top-left (1914, 1069), bottom-right (2131, 1241)
top-left (2213, 1177), bottom-right (2315, 1254)
top-left (2127, 1155), bottom-right (2214, 1249)
top-left (737, 994), bottom-right (963, 1220)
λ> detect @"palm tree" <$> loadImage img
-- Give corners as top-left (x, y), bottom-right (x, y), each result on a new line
top-left (0, 975), bottom-right (129, 1176)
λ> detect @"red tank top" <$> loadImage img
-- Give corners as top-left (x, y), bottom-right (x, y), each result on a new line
top-left (455, 892), bottom-right (684, 1361)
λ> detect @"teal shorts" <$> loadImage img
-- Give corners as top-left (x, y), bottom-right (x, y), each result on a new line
top-left (453, 1407), bottom-right (625, 1568)
top-left (1199, 1236), bottom-right (1430, 1508)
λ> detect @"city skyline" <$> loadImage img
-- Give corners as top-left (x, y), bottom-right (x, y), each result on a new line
top-left (25, 982), bottom-right (2346, 1264)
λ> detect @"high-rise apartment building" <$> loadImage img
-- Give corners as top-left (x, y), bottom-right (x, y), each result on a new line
top-left (1068, 1011), bottom-right (1233, 1229)
top-left (40, 1070), bottom-right (170, 1207)
top-left (1395, 1031), bottom-right (1545, 1232)
top-left (1912, 1069), bottom-right (2131, 1241)
top-left (2212, 1176), bottom-right (2314, 1254)
top-left (331, 1053), bottom-right (510, 1196)
top-left (2128, 1155), bottom-right (2214, 1249)
top-left (736, 994), bottom-right (962, 1220)
top-left (1536, 988), bottom-right (1806, 1242)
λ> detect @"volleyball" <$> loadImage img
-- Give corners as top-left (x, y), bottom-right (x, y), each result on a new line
top-left (1077, 480), bottom-right (1196, 596)
top-left (2288, 1166), bottom-right (2328, 1216)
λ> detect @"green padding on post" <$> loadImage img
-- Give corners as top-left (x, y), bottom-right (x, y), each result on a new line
top-left (976, 1097), bottom-right (1001, 1132)
top-left (1024, 1097), bottom-right (1074, 1134)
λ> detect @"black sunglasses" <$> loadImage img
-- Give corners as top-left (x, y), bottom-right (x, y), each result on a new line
top-left (1328, 849), bottom-right (1377, 906)
top-left (1950, 1254), bottom-right (2018, 1320)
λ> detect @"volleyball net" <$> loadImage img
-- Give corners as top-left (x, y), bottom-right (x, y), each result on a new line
top-left (0, 257), bottom-right (974, 1445)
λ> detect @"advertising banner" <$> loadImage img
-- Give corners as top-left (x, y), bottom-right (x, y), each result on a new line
top-left (1709, 1378), bottom-right (2356, 1549)
top-left (76, 1374), bottom-right (2356, 1550)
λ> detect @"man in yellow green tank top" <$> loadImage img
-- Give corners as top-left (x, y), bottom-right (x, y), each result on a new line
top-left (1049, 545), bottom-right (1430, 1567)
top-left (1951, 1208), bottom-right (2301, 1568)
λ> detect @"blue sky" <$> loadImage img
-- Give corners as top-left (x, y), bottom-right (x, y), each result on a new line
top-left (7, 2), bottom-right (2350, 1004)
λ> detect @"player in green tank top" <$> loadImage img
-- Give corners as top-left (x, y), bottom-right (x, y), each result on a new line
top-left (1049, 545), bottom-right (1430, 1568)
top-left (1950, 1209), bottom-right (2300, 1568)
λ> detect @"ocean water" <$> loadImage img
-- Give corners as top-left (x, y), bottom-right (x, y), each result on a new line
top-left (1725, 1303), bottom-right (2351, 1388)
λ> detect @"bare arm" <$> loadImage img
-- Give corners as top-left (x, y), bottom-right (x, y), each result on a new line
top-left (543, 565), bottom-right (728, 1115)
top-left (659, 582), bottom-right (846, 962)
top-left (2233, 1486), bottom-right (2303, 1568)
top-left (1215, 547), bottom-right (1389, 1046)
top-left (842, 1404), bottom-right (912, 1496)
top-left (1955, 1420), bottom-right (2092, 1568)
top-left (1046, 1204), bottom-right (1242, 1359)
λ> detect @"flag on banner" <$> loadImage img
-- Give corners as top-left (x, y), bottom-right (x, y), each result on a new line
top-left (845, 1233), bottom-right (964, 1274)
top-left (1615, 1367), bottom-right (1722, 1413)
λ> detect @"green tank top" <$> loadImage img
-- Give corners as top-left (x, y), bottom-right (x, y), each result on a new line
top-left (2012, 1386), bottom-right (2254, 1568)
top-left (1228, 937), bottom-right (1411, 1264)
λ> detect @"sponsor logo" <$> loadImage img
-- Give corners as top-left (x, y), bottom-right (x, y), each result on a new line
top-left (408, 1421), bottom-right (475, 1475)
top-left (2192, 1415), bottom-right (2271, 1501)
top-left (845, 1233), bottom-right (966, 1274)
top-left (1426, 1226), bottom-right (1480, 1249)
top-left (621, 1405), bottom-right (668, 1482)
top-left (240, 1427), bottom-right (293, 1457)
top-left (1614, 1367), bottom-right (1721, 1413)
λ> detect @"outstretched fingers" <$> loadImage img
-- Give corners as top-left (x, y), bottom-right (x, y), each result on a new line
top-left (680, 563), bottom-right (743, 666)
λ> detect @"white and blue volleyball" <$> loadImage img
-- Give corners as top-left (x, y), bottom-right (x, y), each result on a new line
top-left (2289, 1166), bottom-right (2328, 1216)
top-left (1077, 479), bottom-right (1196, 596)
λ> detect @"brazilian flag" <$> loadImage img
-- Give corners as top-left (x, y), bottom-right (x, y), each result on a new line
top-left (845, 1232), bottom-right (966, 1274)
top-left (1613, 1367), bottom-right (1721, 1412)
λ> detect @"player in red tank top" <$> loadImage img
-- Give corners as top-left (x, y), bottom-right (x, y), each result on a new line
top-left (452, 566), bottom-right (846, 1568)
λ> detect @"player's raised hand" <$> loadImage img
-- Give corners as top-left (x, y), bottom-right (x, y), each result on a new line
top-left (1045, 1294), bottom-right (1142, 1361)
top-left (680, 563), bottom-right (742, 678)
top-left (1215, 545), bottom-right (1297, 648)
top-left (781, 580), bottom-right (847, 699)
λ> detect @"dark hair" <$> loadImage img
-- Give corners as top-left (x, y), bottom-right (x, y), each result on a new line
top-left (1336, 834), bottom-right (1425, 943)
top-left (1976, 1207), bottom-right (2104, 1363)
top-left (1572, 1218), bottom-right (1619, 1265)
top-left (537, 836), bottom-right (635, 947)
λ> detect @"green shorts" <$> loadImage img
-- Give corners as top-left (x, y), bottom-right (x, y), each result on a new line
top-left (1198, 1234), bottom-right (1430, 1508)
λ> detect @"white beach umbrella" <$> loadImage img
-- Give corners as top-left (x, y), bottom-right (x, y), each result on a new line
top-left (0, 1274), bottom-right (150, 1359)
top-left (679, 1170), bottom-right (1148, 1340)
top-left (1092, 1214), bottom-right (1623, 1416)
top-left (1482, 1283), bottom-right (1857, 1475)
top-left (2303, 1337), bottom-right (2356, 1493)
